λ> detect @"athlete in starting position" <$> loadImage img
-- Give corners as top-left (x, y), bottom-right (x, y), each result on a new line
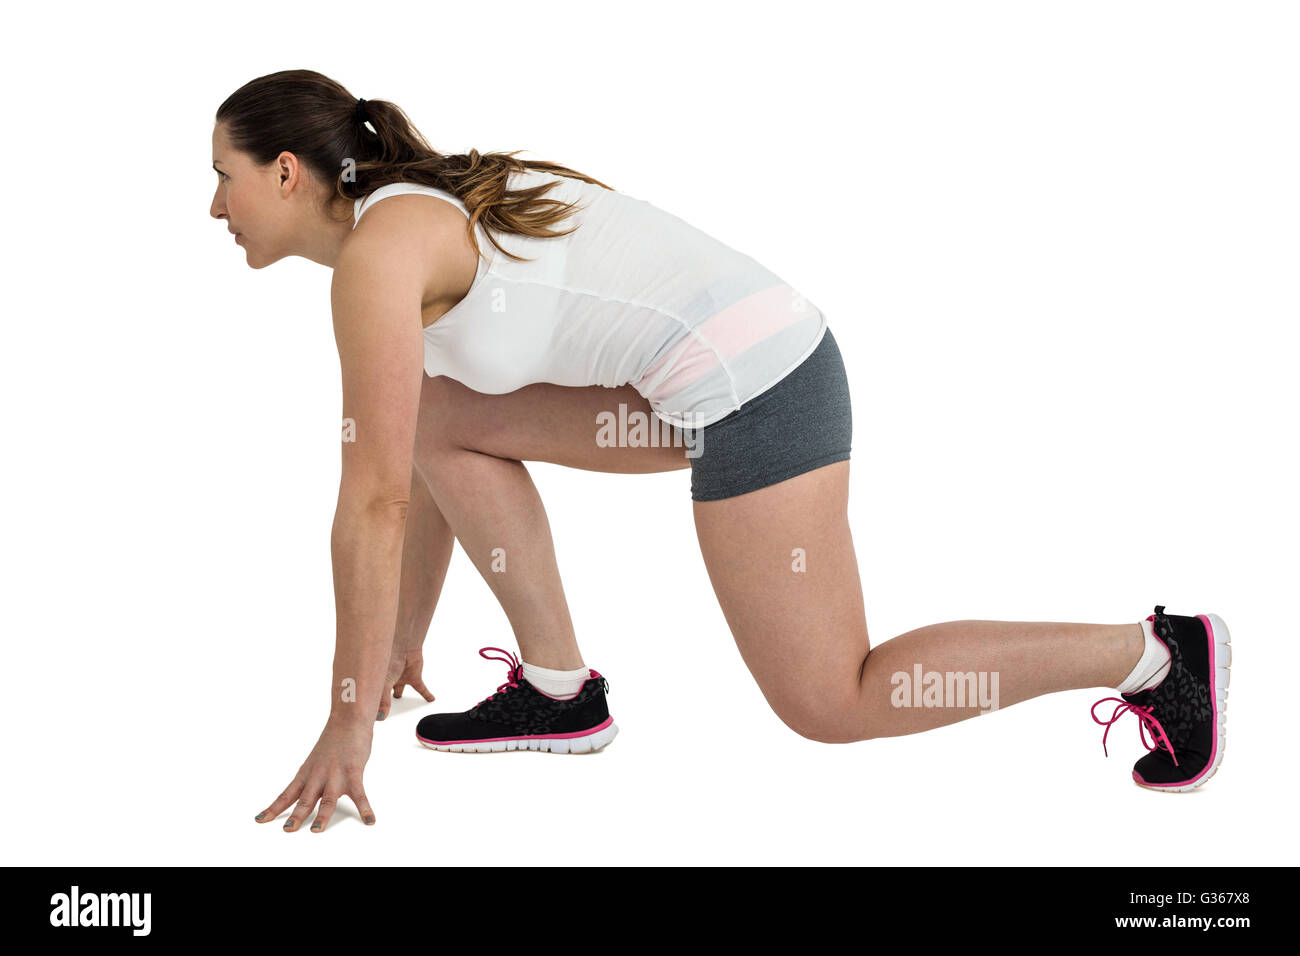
top-left (209, 70), bottom-right (1231, 834)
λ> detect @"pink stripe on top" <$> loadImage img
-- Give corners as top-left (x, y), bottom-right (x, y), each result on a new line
top-left (638, 282), bottom-right (809, 403)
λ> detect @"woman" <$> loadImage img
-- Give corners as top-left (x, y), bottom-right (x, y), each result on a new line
top-left (213, 70), bottom-right (1231, 834)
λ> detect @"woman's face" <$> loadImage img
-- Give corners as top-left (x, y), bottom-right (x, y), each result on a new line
top-left (210, 121), bottom-right (303, 269)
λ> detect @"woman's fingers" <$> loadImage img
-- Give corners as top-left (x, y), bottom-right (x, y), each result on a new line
top-left (310, 790), bottom-right (340, 833)
top-left (262, 774), bottom-right (372, 833)
top-left (283, 780), bottom-right (324, 832)
top-left (384, 673), bottom-right (435, 710)
top-left (255, 778), bottom-right (304, 824)
top-left (260, 720), bottom-right (375, 834)
top-left (305, 771), bottom-right (374, 832)
top-left (351, 780), bottom-right (376, 827)
top-left (409, 676), bottom-right (435, 702)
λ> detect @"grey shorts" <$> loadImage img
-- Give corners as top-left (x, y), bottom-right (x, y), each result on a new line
top-left (685, 326), bottom-right (852, 502)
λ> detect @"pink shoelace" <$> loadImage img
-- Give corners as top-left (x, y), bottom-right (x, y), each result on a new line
top-left (1090, 697), bottom-right (1179, 767)
top-left (475, 646), bottom-right (523, 707)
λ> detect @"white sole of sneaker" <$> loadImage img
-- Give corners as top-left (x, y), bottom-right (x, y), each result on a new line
top-left (1135, 612), bottom-right (1231, 793)
top-left (418, 720), bottom-right (619, 754)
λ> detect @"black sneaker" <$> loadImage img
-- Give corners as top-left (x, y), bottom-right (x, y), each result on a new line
top-left (1090, 605), bottom-right (1231, 792)
top-left (415, 647), bottom-right (618, 753)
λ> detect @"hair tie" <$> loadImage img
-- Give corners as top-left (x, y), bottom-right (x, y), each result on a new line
top-left (355, 98), bottom-right (369, 126)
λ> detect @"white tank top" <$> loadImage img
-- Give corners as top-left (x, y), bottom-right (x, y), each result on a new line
top-left (352, 169), bottom-right (827, 430)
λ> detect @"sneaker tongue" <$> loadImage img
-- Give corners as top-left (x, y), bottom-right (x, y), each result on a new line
top-left (1153, 608), bottom-right (1175, 640)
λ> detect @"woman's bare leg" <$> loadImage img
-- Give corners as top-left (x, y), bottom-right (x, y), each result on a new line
top-left (409, 375), bottom-right (689, 670)
top-left (405, 373), bottom-right (1143, 741)
top-left (691, 459), bottom-right (1145, 742)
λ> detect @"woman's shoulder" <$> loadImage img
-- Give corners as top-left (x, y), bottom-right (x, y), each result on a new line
top-left (341, 188), bottom-right (482, 307)
top-left (353, 182), bottom-right (470, 229)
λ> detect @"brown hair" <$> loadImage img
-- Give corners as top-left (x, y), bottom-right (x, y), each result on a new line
top-left (215, 69), bottom-right (613, 263)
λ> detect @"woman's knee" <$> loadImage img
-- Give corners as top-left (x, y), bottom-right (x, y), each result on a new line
top-left (414, 376), bottom-right (476, 460)
top-left (417, 374), bottom-right (463, 426)
top-left (774, 686), bottom-right (874, 744)
top-left (790, 718), bottom-right (872, 745)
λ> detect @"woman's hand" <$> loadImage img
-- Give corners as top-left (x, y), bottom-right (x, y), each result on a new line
top-left (378, 642), bottom-right (435, 721)
top-left (254, 717), bottom-right (376, 833)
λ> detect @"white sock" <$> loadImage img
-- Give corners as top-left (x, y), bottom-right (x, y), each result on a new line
top-left (1115, 619), bottom-right (1172, 695)
top-left (522, 661), bottom-right (591, 699)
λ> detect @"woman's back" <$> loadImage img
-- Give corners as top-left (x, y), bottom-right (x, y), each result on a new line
top-left (354, 167), bottom-right (828, 430)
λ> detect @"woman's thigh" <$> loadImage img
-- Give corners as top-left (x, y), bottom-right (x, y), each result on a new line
top-left (691, 459), bottom-right (872, 742)
top-left (415, 374), bottom-right (692, 474)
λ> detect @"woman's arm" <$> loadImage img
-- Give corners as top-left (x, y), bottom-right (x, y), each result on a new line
top-left (378, 462), bottom-right (455, 719)
top-left (395, 463), bottom-right (455, 653)
top-left (256, 219), bottom-right (431, 833)
top-left (329, 495), bottom-right (411, 723)
top-left (327, 240), bottom-right (428, 726)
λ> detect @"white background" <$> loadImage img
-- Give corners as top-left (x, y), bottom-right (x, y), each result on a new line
top-left (1, 0), bottom-right (1296, 866)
